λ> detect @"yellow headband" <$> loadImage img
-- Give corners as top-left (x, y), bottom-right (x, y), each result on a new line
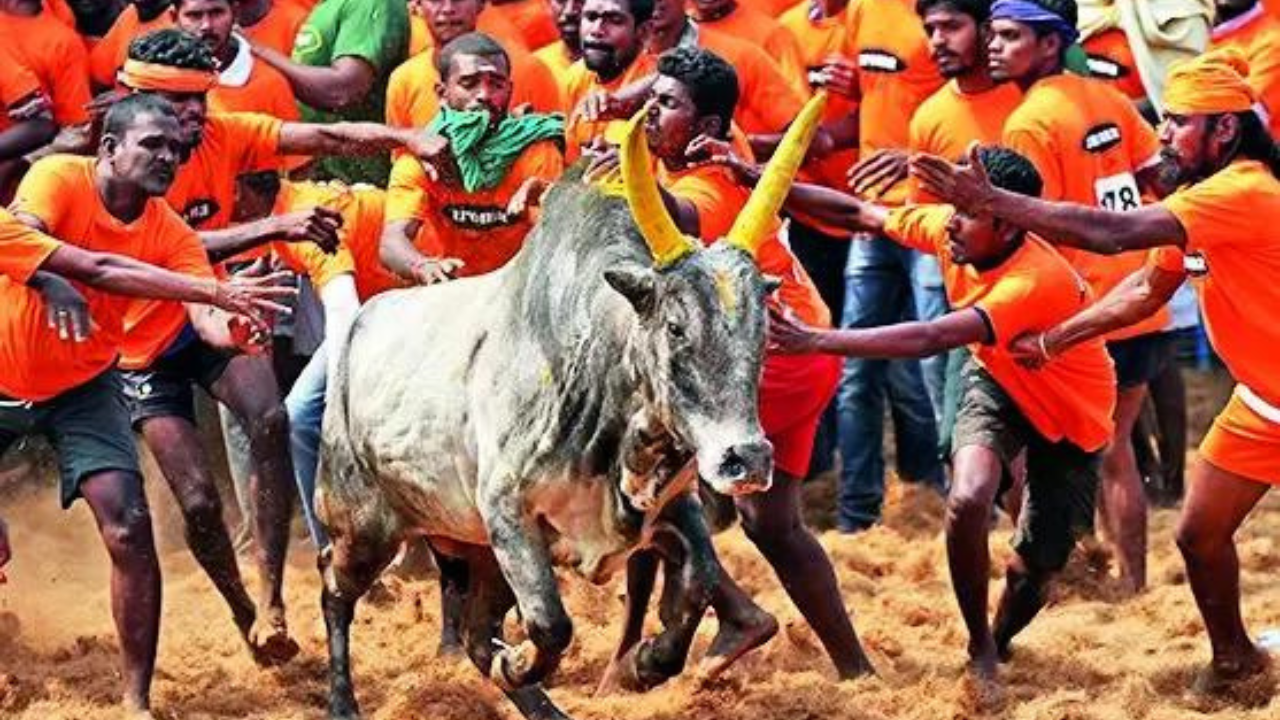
top-left (118, 59), bottom-right (218, 94)
top-left (1162, 48), bottom-right (1256, 116)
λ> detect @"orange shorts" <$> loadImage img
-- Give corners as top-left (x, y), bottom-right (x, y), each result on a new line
top-left (759, 351), bottom-right (840, 478)
top-left (1199, 386), bottom-right (1280, 485)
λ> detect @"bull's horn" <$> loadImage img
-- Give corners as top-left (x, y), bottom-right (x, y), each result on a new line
top-left (618, 105), bottom-right (698, 268)
top-left (725, 91), bottom-right (828, 256)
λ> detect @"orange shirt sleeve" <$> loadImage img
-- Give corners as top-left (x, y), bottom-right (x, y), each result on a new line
top-left (39, 22), bottom-right (92, 126)
top-left (156, 212), bottom-right (217, 279)
top-left (0, 210), bottom-right (60, 283)
top-left (273, 240), bottom-right (356, 290)
top-left (11, 156), bottom-right (73, 228)
top-left (1162, 166), bottom-right (1249, 254)
top-left (1003, 117), bottom-right (1064, 201)
top-left (882, 205), bottom-right (948, 255)
top-left (385, 153), bottom-right (433, 222)
top-left (513, 52), bottom-right (565, 113)
top-left (223, 111), bottom-right (285, 172)
top-left (666, 167), bottom-right (746, 241)
top-left (0, 60), bottom-right (44, 116)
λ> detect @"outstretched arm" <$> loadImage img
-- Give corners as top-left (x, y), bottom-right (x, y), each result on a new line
top-left (770, 305), bottom-right (989, 359)
top-left (251, 44), bottom-right (376, 112)
top-left (277, 121), bottom-right (435, 158)
top-left (911, 144), bottom-right (1188, 254)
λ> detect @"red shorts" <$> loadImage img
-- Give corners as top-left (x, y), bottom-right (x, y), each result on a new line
top-left (759, 352), bottom-right (841, 478)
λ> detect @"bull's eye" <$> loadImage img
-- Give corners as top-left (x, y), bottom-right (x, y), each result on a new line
top-left (666, 320), bottom-right (686, 341)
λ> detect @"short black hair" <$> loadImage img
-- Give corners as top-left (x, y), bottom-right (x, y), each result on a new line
top-left (103, 93), bottom-right (178, 141)
top-left (915, 0), bottom-right (990, 23)
top-left (976, 146), bottom-right (1043, 198)
top-left (621, 0), bottom-right (656, 25)
top-left (656, 47), bottom-right (738, 139)
top-left (127, 28), bottom-right (218, 71)
top-left (1221, 110), bottom-right (1280, 178)
top-left (237, 170), bottom-right (283, 201)
top-left (172, 0), bottom-right (231, 10)
top-left (435, 32), bottom-right (511, 79)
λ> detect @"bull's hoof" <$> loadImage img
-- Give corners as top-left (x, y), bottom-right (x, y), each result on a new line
top-left (328, 695), bottom-right (361, 720)
top-left (596, 640), bottom-right (668, 696)
top-left (489, 640), bottom-right (539, 691)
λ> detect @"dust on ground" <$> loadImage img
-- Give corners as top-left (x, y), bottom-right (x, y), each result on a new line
top-left (1, 368), bottom-right (1277, 720)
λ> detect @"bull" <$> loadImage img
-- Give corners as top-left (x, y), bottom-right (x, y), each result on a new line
top-left (315, 94), bottom-right (827, 720)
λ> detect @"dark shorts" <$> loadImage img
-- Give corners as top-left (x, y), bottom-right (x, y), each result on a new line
top-left (1106, 332), bottom-right (1173, 390)
top-left (120, 335), bottom-right (232, 426)
top-left (0, 371), bottom-right (140, 508)
top-left (952, 360), bottom-right (1101, 573)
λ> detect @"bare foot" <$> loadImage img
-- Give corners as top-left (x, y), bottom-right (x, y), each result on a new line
top-left (696, 611), bottom-right (778, 680)
top-left (246, 608), bottom-right (300, 667)
top-left (121, 697), bottom-right (155, 719)
top-left (960, 662), bottom-right (1006, 713)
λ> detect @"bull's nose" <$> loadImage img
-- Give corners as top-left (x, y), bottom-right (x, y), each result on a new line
top-left (718, 440), bottom-right (774, 492)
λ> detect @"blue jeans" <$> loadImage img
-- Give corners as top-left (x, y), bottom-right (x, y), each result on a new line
top-left (285, 341), bottom-right (329, 548)
top-left (836, 236), bottom-right (945, 531)
top-left (913, 252), bottom-right (949, 421)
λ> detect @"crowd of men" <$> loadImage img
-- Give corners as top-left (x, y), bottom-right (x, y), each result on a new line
top-left (0, 0), bottom-right (1277, 715)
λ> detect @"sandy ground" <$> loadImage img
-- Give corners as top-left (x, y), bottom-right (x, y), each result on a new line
top-left (1, 368), bottom-right (1278, 720)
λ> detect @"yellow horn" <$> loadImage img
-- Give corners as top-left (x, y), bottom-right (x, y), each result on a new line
top-left (616, 106), bottom-right (699, 268)
top-left (725, 91), bottom-right (828, 255)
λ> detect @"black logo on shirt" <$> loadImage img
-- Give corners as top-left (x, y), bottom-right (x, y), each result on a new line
top-left (182, 199), bottom-right (221, 228)
top-left (858, 49), bottom-right (906, 73)
top-left (1184, 252), bottom-right (1209, 277)
top-left (1085, 55), bottom-right (1130, 80)
top-left (443, 204), bottom-right (515, 230)
top-left (1082, 123), bottom-right (1122, 153)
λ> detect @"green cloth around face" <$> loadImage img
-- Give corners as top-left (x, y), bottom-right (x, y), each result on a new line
top-left (427, 107), bottom-right (565, 192)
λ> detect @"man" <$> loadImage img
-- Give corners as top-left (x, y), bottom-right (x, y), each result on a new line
top-left (588, 46), bottom-right (876, 680)
top-left (173, 0), bottom-right (299, 120)
top-left (251, 0), bottom-right (410, 184)
top-left (1211, 0), bottom-right (1280, 138)
top-left (908, 0), bottom-right (1023, 457)
top-left (533, 0), bottom-right (582, 88)
top-left (753, 146), bottom-right (1115, 681)
top-left (4, 93), bottom-right (292, 717)
top-left (90, 0), bottom-right (175, 88)
top-left (822, 0), bottom-right (948, 533)
top-left (235, 0), bottom-right (308, 55)
top-left (488, 0), bottom-right (560, 48)
top-left (109, 27), bottom-right (447, 663)
top-left (561, 0), bottom-right (656, 159)
top-left (386, 0), bottom-right (562, 131)
top-left (912, 46), bottom-right (1280, 695)
top-left (0, 0), bottom-right (93, 148)
top-left (406, 0), bottom-right (529, 55)
top-left (0, 54), bottom-right (57, 203)
top-left (985, 0), bottom-right (1172, 594)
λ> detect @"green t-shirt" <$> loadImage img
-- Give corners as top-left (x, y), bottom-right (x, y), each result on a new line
top-left (292, 0), bottom-right (409, 186)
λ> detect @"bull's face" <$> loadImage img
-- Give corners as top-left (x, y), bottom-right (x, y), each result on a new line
top-left (605, 246), bottom-right (781, 496)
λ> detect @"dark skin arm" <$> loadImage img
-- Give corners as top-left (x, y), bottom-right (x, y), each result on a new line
top-left (0, 116), bottom-right (57, 160)
top-left (199, 207), bottom-right (344, 263)
top-left (1009, 263), bottom-right (1186, 367)
top-left (911, 144), bottom-right (1188, 254)
top-left (378, 217), bottom-right (465, 285)
top-left (277, 121), bottom-right (439, 159)
top-left (582, 143), bottom-right (701, 236)
top-left (769, 304), bottom-right (992, 358)
top-left (250, 45), bottom-right (377, 112)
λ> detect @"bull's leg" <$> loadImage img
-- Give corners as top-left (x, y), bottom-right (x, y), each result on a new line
top-left (595, 549), bottom-right (660, 695)
top-left (460, 548), bottom-right (572, 720)
top-left (479, 492), bottom-right (573, 689)
top-left (321, 531), bottom-right (401, 720)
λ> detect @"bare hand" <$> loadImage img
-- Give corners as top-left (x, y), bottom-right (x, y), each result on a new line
top-left (687, 134), bottom-right (761, 187)
top-left (1008, 331), bottom-right (1051, 369)
top-left (767, 304), bottom-right (820, 355)
top-left (410, 257), bottom-right (465, 285)
top-left (0, 516), bottom-right (10, 585)
top-left (583, 144), bottom-right (620, 185)
top-left (35, 273), bottom-right (92, 342)
top-left (227, 314), bottom-right (272, 354)
top-left (811, 56), bottom-right (857, 98)
top-left (847, 148), bottom-right (907, 197)
top-left (572, 90), bottom-right (627, 124)
top-left (509, 102), bottom-right (534, 117)
top-left (276, 206), bottom-right (344, 253)
top-left (214, 271), bottom-right (297, 319)
top-left (7, 92), bottom-right (52, 122)
top-left (506, 176), bottom-right (547, 219)
top-left (405, 131), bottom-right (455, 183)
top-left (909, 142), bottom-right (995, 214)
top-left (85, 90), bottom-right (122, 122)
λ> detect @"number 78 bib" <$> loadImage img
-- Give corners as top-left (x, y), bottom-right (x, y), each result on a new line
top-left (1095, 172), bottom-right (1140, 211)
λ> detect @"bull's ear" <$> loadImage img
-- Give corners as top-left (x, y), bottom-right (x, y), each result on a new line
top-left (761, 274), bottom-right (783, 296)
top-left (604, 267), bottom-right (657, 315)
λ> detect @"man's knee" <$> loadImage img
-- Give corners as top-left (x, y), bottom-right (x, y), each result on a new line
top-left (1175, 517), bottom-right (1219, 562)
top-left (177, 484), bottom-right (225, 530)
top-left (98, 492), bottom-right (157, 559)
top-left (946, 487), bottom-right (992, 530)
top-left (245, 401), bottom-right (291, 445)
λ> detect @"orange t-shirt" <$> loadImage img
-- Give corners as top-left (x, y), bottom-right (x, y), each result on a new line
top-left (270, 180), bottom-right (404, 300)
top-left (1002, 72), bottom-right (1168, 340)
top-left (561, 53), bottom-right (657, 161)
top-left (278, 0), bottom-right (319, 14)
top-left (486, 0), bottom-right (559, 50)
top-left (1081, 29), bottom-right (1147, 102)
top-left (406, 8), bottom-right (530, 56)
top-left (696, 5), bottom-right (806, 97)
top-left (0, 53), bottom-right (45, 135)
top-left (386, 45), bottom-right (562, 131)
top-left (658, 161), bottom-right (831, 327)
top-left (533, 40), bottom-right (576, 94)
top-left (1157, 160), bottom-right (1280, 406)
top-left (384, 140), bottom-right (564, 276)
top-left (241, 0), bottom-right (309, 56)
top-left (886, 205), bottom-right (1117, 450)
top-left (778, 2), bottom-right (856, 189)
top-left (43, 0), bottom-right (76, 28)
top-left (841, 0), bottom-right (944, 205)
top-left (88, 5), bottom-right (173, 88)
top-left (0, 9), bottom-right (92, 126)
top-left (907, 80), bottom-right (1023, 202)
top-left (1212, 6), bottom-right (1280, 139)
top-left (738, 0), bottom-right (802, 17)
top-left (209, 48), bottom-right (301, 121)
top-left (698, 24), bottom-right (809, 135)
top-left (165, 111), bottom-right (284, 231)
top-left (0, 207), bottom-right (60, 282)
top-left (7, 155), bottom-right (214, 395)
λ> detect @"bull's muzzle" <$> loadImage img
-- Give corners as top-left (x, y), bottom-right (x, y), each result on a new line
top-left (710, 439), bottom-right (774, 496)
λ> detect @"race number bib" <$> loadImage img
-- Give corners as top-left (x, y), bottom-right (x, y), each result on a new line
top-left (1094, 172), bottom-right (1140, 212)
